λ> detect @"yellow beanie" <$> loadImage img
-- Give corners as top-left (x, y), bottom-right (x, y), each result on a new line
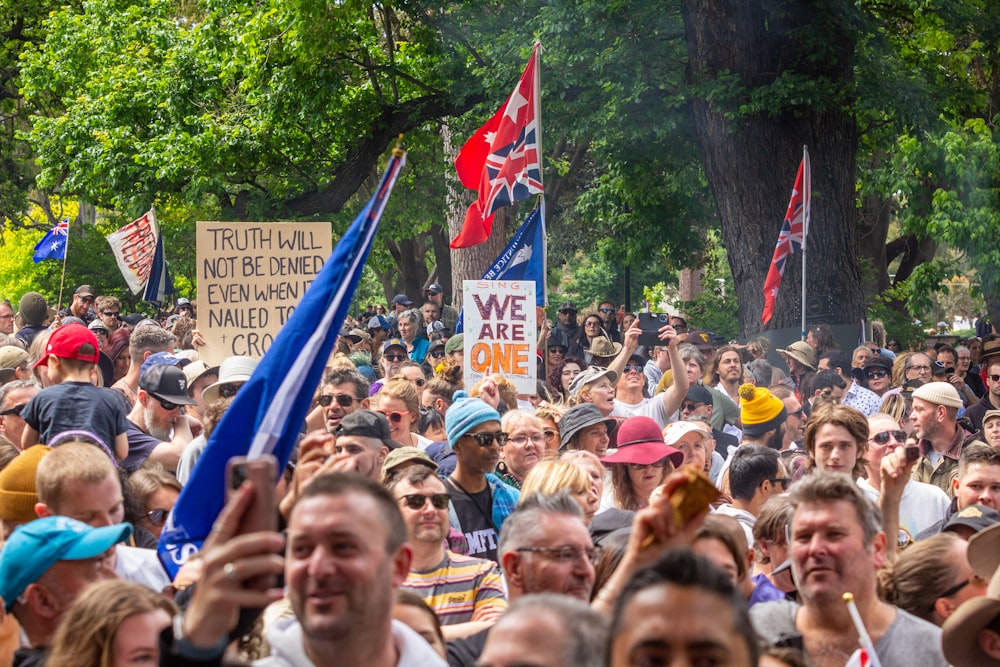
top-left (0, 445), bottom-right (51, 523)
top-left (738, 383), bottom-right (787, 437)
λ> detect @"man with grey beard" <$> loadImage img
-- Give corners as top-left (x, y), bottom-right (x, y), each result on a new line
top-left (124, 364), bottom-right (197, 472)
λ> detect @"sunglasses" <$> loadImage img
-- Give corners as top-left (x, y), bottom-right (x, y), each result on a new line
top-left (430, 349), bottom-right (446, 359)
top-left (318, 394), bottom-right (359, 408)
top-left (681, 402), bottom-right (706, 412)
top-left (463, 431), bottom-right (509, 447)
top-left (866, 369), bottom-right (888, 379)
top-left (871, 430), bottom-right (908, 445)
top-left (155, 397), bottom-right (182, 411)
top-left (599, 308), bottom-right (615, 314)
top-left (146, 508), bottom-right (170, 526)
top-left (0, 403), bottom-right (26, 417)
top-left (379, 410), bottom-right (410, 423)
top-left (411, 378), bottom-right (426, 387)
top-left (78, 296), bottom-right (94, 304)
top-left (399, 493), bottom-right (451, 510)
top-left (543, 429), bottom-right (558, 439)
top-left (584, 321), bottom-right (602, 328)
top-left (767, 477), bottom-right (791, 491)
top-left (990, 375), bottom-right (1000, 382)
top-left (102, 310), bottom-right (120, 317)
top-left (384, 354), bottom-right (406, 362)
top-left (629, 458), bottom-right (667, 471)
top-left (623, 364), bottom-right (643, 374)
top-left (218, 383), bottom-right (240, 399)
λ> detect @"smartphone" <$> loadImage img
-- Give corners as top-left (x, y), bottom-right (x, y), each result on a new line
top-left (225, 455), bottom-right (278, 535)
top-left (637, 312), bottom-right (671, 347)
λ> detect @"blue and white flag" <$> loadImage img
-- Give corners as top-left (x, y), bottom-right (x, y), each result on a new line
top-left (455, 203), bottom-right (547, 333)
top-left (142, 232), bottom-right (174, 305)
top-left (32, 219), bottom-right (69, 263)
top-left (157, 149), bottom-right (407, 577)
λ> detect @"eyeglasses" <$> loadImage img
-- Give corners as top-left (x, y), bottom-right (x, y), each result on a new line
top-left (463, 431), bottom-right (509, 447)
top-left (398, 493), bottom-right (451, 510)
top-left (78, 296), bottom-right (94, 304)
top-left (218, 383), bottom-right (240, 399)
top-left (599, 308), bottom-right (615, 314)
top-left (318, 394), bottom-right (359, 408)
top-left (0, 314), bottom-right (13, 320)
top-left (628, 458), bottom-right (668, 471)
top-left (146, 508), bottom-right (170, 526)
top-left (871, 430), bottom-right (908, 445)
top-left (623, 364), bottom-right (643, 374)
top-left (767, 477), bottom-right (791, 491)
top-left (379, 410), bottom-right (410, 424)
top-left (0, 403), bottom-right (26, 417)
top-left (507, 434), bottom-right (546, 446)
top-left (681, 402), bottom-right (706, 412)
top-left (102, 310), bottom-right (120, 317)
top-left (789, 408), bottom-right (806, 418)
top-left (155, 397), bottom-right (181, 411)
top-left (384, 354), bottom-right (406, 362)
top-left (584, 321), bottom-right (601, 328)
top-left (866, 369), bottom-right (888, 379)
top-left (543, 429), bottom-right (558, 439)
top-left (516, 545), bottom-right (602, 565)
top-left (938, 573), bottom-right (988, 602)
top-left (907, 365), bottom-right (931, 372)
top-left (430, 349), bottom-right (446, 359)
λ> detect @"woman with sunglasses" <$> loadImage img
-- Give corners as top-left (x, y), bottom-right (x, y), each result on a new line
top-left (598, 416), bottom-right (683, 512)
top-left (879, 532), bottom-right (987, 626)
top-left (378, 376), bottom-right (432, 450)
top-left (126, 462), bottom-right (182, 540)
top-left (572, 314), bottom-right (610, 364)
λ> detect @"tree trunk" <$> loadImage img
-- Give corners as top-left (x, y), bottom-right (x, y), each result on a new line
top-left (680, 0), bottom-right (865, 337)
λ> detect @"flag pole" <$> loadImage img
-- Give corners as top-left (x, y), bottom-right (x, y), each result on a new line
top-left (533, 42), bottom-right (548, 309)
top-left (800, 145), bottom-right (810, 341)
top-left (58, 217), bottom-right (69, 309)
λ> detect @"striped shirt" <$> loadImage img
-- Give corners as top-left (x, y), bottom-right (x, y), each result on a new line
top-left (402, 551), bottom-right (507, 625)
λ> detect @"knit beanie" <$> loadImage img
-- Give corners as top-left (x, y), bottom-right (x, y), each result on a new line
top-left (0, 445), bottom-right (51, 523)
top-left (912, 381), bottom-right (963, 409)
top-left (739, 383), bottom-right (787, 437)
top-left (445, 395), bottom-right (501, 447)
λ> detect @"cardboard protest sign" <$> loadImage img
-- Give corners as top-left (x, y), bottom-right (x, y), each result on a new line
top-left (196, 222), bottom-right (332, 364)
top-left (463, 280), bottom-right (537, 392)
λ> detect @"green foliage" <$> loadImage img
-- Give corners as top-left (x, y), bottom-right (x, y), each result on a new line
top-left (675, 232), bottom-right (738, 341)
top-left (867, 284), bottom-right (928, 348)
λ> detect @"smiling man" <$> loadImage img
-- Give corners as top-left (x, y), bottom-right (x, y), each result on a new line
top-left (751, 473), bottom-right (947, 667)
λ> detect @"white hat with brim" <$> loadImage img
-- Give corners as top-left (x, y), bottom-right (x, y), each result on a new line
top-left (663, 421), bottom-right (711, 446)
top-left (202, 355), bottom-right (258, 403)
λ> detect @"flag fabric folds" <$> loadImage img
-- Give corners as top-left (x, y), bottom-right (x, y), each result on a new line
top-left (142, 232), bottom-right (174, 306)
top-left (761, 150), bottom-right (811, 325)
top-left (32, 219), bottom-right (69, 263)
top-left (455, 205), bottom-right (548, 333)
top-left (451, 44), bottom-right (543, 248)
top-left (157, 149), bottom-right (407, 577)
top-left (106, 209), bottom-right (161, 295)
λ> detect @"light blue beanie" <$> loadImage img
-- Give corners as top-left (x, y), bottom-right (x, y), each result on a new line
top-left (446, 395), bottom-right (501, 447)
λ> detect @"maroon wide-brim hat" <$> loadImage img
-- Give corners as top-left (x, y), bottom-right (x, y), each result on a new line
top-left (601, 416), bottom-right (683, 468)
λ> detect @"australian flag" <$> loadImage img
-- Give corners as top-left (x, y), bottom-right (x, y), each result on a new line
top-left (761, 149), bottom-right (811, 325)
top-left (455, 204), bottom-right (548, 333)
top-left (32, 219), bottom-right (69, 263)
top-left (452, 44), bottom-right (543, 248)
top-left (157, 148), bottom-right (407, 577)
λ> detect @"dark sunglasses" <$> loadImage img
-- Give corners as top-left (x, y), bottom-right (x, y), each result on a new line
top-left (155, 397), bottom-right (181, 411)
top-left (399, 493), bottom-right (451, 510)
top-left (937, 573), bottom-right (987, 603)
top-left (866, 369), bottom-right (888, 379)
top-left (384, 354), bottom-right (406, 362)
top-left (623, 364), bottom-right (643, 374)
top-left (379, 410), bottom-right (409, 423)
top-left (146, 508), bottom-right (170, 526)
top-left (0, 403), bottom-right (26, 417)
top-left (871, 430), bottom-right (908, 445)
top-left (681, 402), bottom-right (706, 412)
top-left (990, 374), bottom-right (1000, 382)
top-left (318, 394), bottom-right (359, 408)
top-left (412, 378), bottom-right (426, 387)
top-left (430, 349), bottom-right (446, 359)
top-left (463, 431), bottom-right (509, 447)
top-left (218, 383), bottom-right (240, 399)
top-left (102, 310), bottom-right (120, 317)
top-left (599, 308), bottom-right (615, 314)
top-left (767, 477), bottom-right (791, 490)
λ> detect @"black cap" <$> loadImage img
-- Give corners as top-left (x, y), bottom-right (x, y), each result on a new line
top-left (336, 410), bottom-right (403, 449)
top-left (557, 302), bottom-right (577, 313)
top-left (74, 285), bottom-right (95, 297)
top-left (139, 365), bottom-right (197, 405)
top-left (944, 505), bottom-right (1000, 535)
top-left (425, 284), bottom-right (444, 295)
top-left (685, 385), bottom-right (713, 405)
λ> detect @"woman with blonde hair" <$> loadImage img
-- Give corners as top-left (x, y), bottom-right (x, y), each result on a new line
top-left (520, 459), bottom-right (600, 524)
top-left (378, 376), bottom-right (432, 449)
top-left (534, 402), bottom-right (566, 454)
top-left (47, 579), bottom-right (177, 667)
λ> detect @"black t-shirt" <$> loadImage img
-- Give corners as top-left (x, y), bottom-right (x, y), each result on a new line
top-left (443, 478), bottom-right (499, 563)
top-left (22, 381), bottom-right (128, 452)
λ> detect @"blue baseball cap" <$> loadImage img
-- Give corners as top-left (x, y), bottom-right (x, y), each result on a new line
top-left (139, 351), bottom-right (187, 378)
top-left (0, 516), bottom-right (132, 611)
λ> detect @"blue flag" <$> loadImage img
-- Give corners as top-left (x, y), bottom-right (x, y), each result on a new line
top-left (142, 232), bottom-right (174, 306)
top-left (157, 149), bottom-right (407, 576)
top-left (455, 204), bottom-right (547, 333)
top-left (32, 219), bottom-right (69, 263)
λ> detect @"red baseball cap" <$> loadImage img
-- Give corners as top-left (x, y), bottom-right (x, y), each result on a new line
top-left (34, 323), bottom-right (100, 368)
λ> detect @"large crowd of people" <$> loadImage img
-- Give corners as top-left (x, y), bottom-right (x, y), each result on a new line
top-left (1, 284), bottom-right (999, 666)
